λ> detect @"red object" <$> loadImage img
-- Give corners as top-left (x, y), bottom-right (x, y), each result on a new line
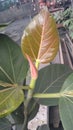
top-left (25, 54), bottom-right (38, 79)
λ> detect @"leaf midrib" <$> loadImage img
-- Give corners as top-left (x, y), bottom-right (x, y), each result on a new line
top-left (0, 66), bottom-right (14, 84)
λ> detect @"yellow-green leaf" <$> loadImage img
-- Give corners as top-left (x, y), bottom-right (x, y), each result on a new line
top-left (21, 7), bottom-right (59, 64)
top-left (0, 80), bottom-right (16, 87)
top-left (0, 87), bottom-right (24, 117)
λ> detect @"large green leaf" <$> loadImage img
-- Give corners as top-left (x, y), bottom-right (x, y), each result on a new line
top-left (11, 98), bottom-right (39, 124)
top-left (37, 124), bottom-right (50, 130)
top-left (0, 34), bottom-right (28, 84)
top-left (33, 64), bottom-right (72, 106)
top-left (11, 104), bottom-right (25, 130)
top-left (11, 103), bottom-right (24, 124)
top-left (0, 87), bottom-right (24, 117)
top-left (0, 34), bottom-right (28, 116)
top-left (0, 118), bottom-right (12, 130)
top-left (21, 7), bottom-right (59, 64)
top-left (59, 73), bottom-right (73, 130)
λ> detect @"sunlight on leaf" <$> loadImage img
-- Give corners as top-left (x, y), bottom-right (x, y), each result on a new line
top-left (21, 7), bottom-right (59, 64)
top-left (0, 34), bottom-right (28, 117)
top-left (0, 87), bottom-right (24, 117)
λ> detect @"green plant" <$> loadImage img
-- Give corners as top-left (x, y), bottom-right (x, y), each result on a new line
top-left (62, 7), bottom-right (73, 39)
top-left (54, 7), bottom-right (73, 39)
top-left (0, 7), bottom-right (73, 130)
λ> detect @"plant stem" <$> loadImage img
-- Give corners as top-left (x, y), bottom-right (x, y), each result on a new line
top-left (33, 93), bottom-right (61, 98)
top-left (21, 86), bottom-right (29, 90)
top-left (22, 107), bottom-right (28, 130)
top-left (35, 59), bottom-right (40, 68)
top-left (23, 79), bottom-right (38, 130)
top-left (22, 87), bottom-right (34, 130)
top-left (22, 60), bottom-right (40, 130)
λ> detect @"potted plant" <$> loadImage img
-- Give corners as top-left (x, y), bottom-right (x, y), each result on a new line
top-left (0, 7), bottom-right (73, 130)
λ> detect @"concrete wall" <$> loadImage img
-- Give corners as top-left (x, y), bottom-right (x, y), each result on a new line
top-left (0, 3), bottom-right (38, 23)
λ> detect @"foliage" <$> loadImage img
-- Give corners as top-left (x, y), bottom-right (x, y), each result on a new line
top-left (0, 34), bottom-right (28, 117)
top-left (54, 7), bottom-right (73, 39)
top-left (0, 6), bottom-right (73, 130)
top-left (59, 73), bottom-right (73, 130)
top-left (21, 7), bottom-right (59, 63)
top-left (62, 7), bottom-right (73, 39)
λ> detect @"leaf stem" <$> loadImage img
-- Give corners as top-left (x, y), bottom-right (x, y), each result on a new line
top-left (33, 93), bottom-right (61, 98)
top-left (23, 60), bottom-right (40, 130)
top-left (35, 59), bottom-right (40, 68)
top-left (20, 86), bottom-right (29, 90)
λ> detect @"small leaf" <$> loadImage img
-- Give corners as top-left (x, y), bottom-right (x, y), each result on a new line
top-left (25, 54), bottom-right (38, 79)
top-left (34, 64), bottom-right (72, 106)
top-left (59, 73), bottom-right (73, 130)
top-left (21, 7), bottom-right (59, 64)
top-left (0, 118), bottom-right (12, 130)
top-left (0, 87), bottom-right (24, 117)
top-left (37, 124), bottom-right (50, 130)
